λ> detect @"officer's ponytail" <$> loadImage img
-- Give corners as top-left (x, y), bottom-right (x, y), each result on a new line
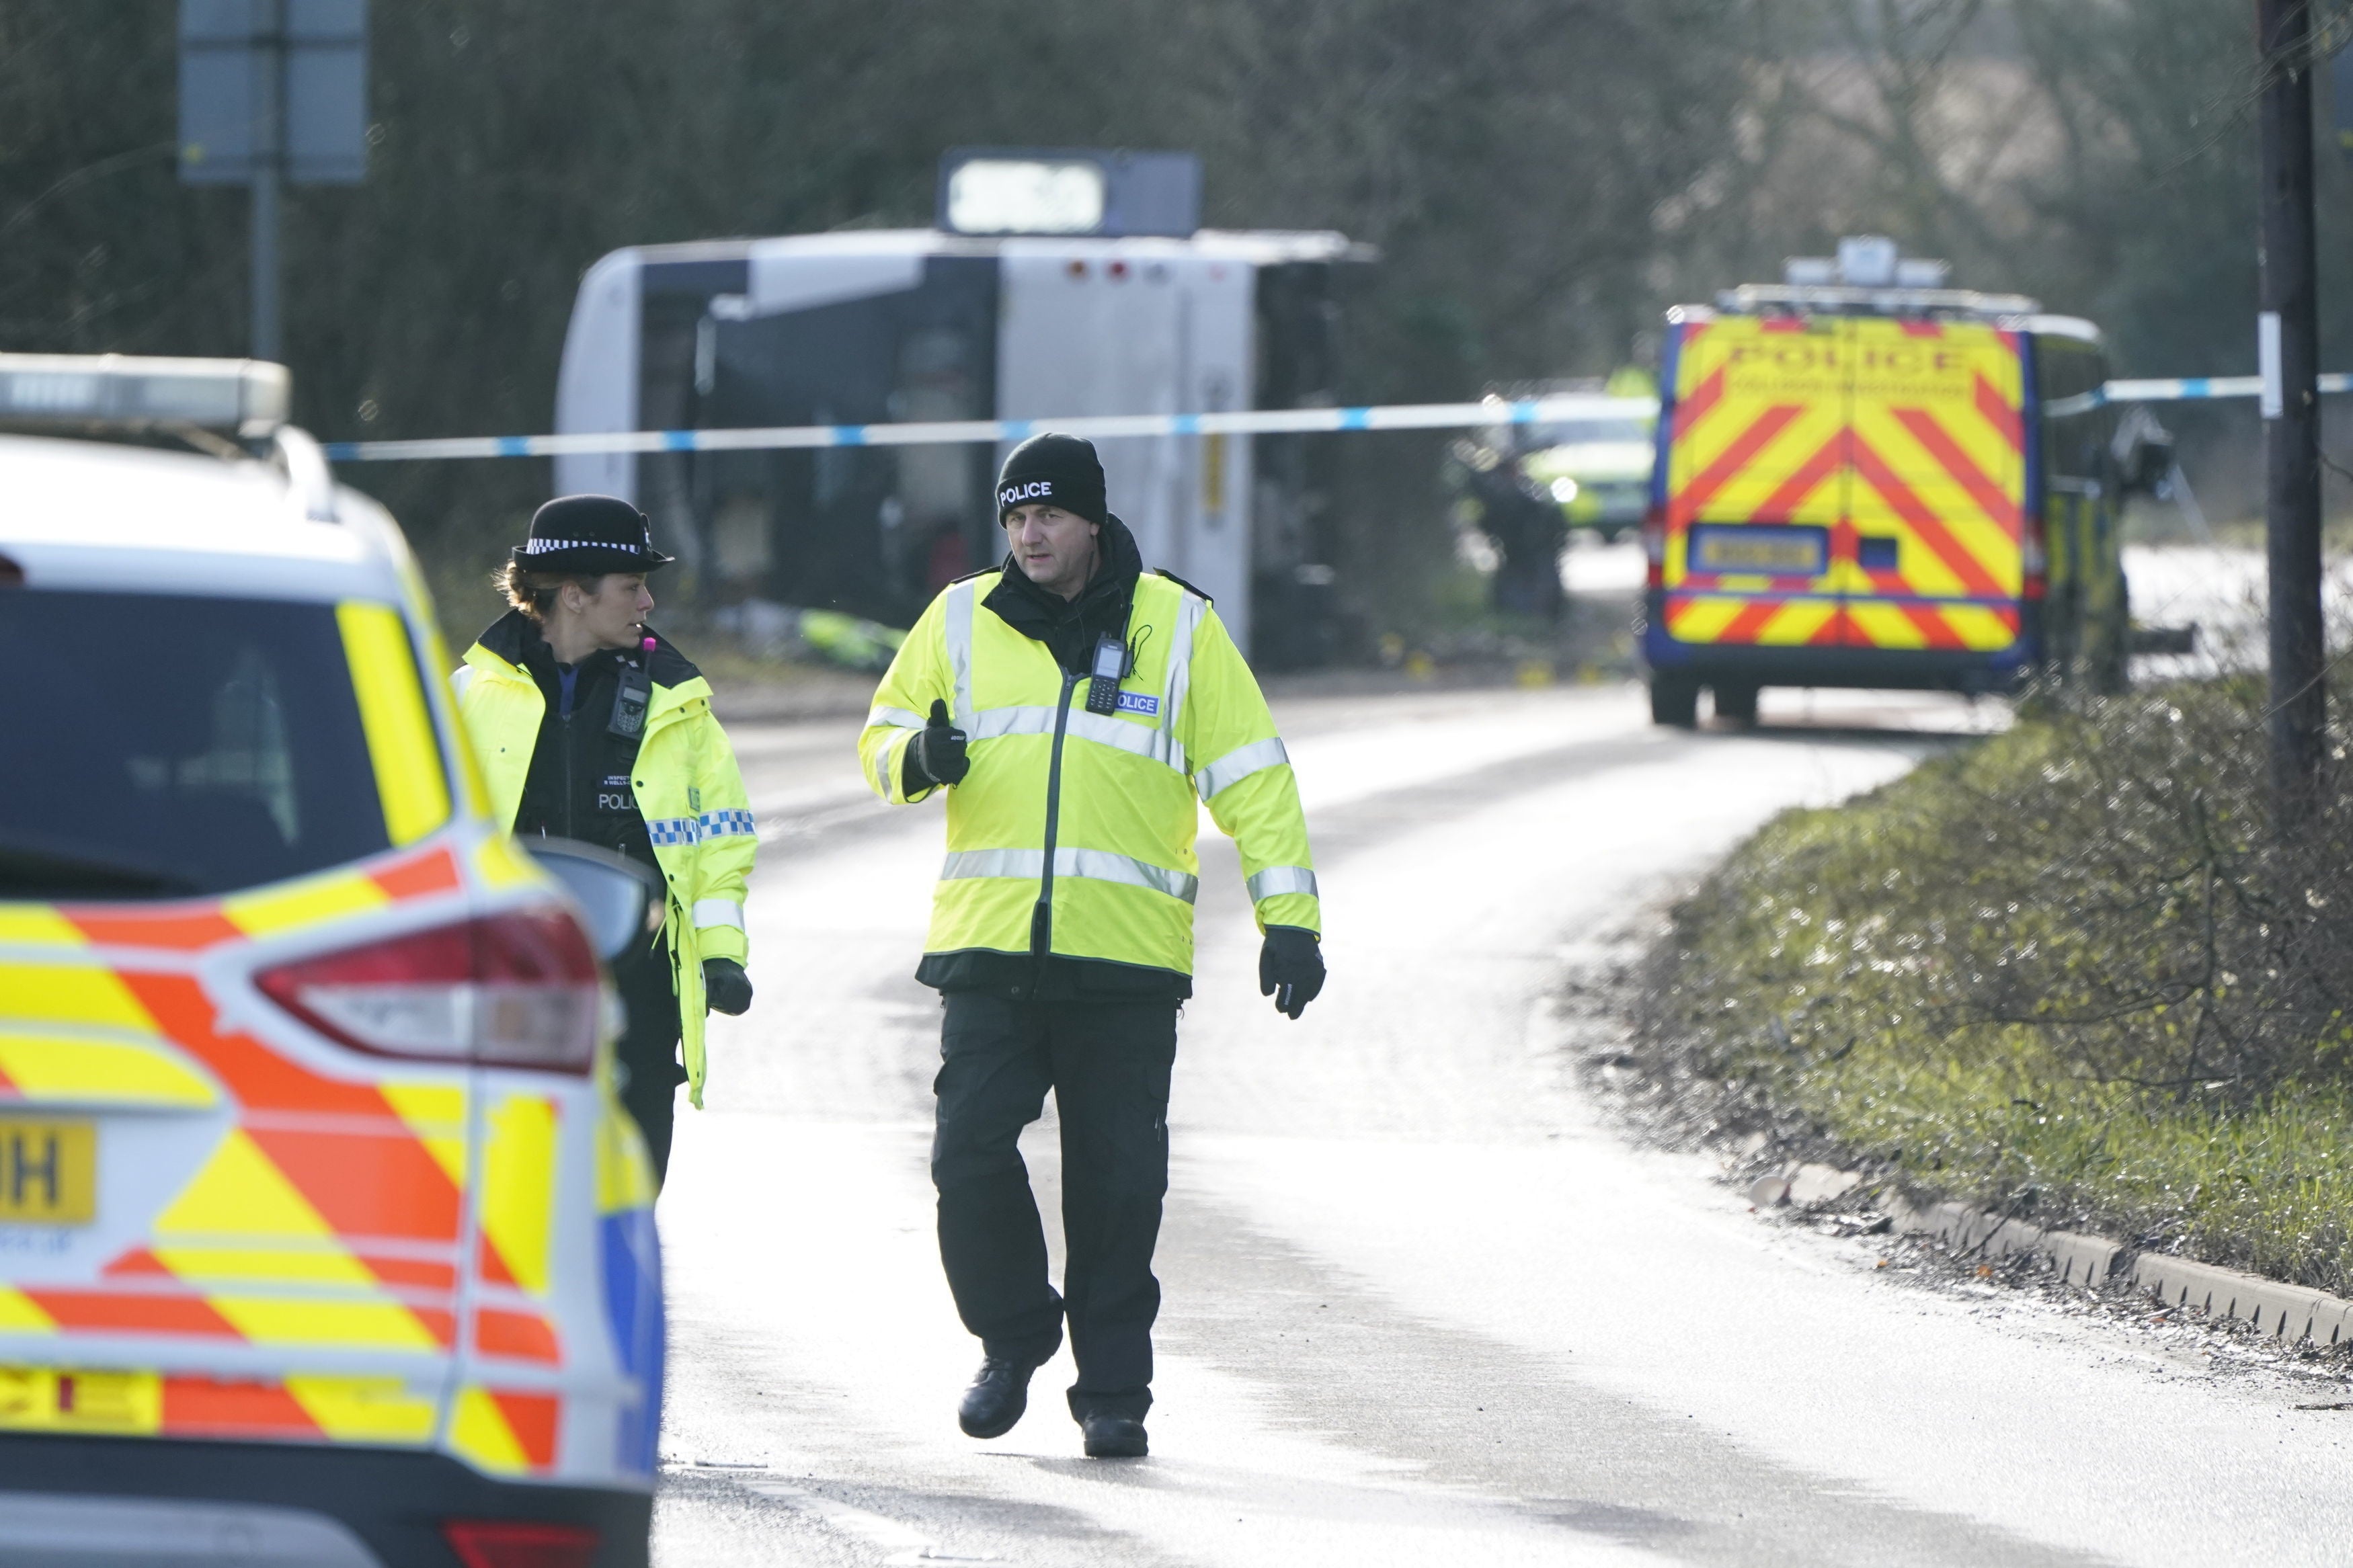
top-left (495, 561), bottom-right (598, 622)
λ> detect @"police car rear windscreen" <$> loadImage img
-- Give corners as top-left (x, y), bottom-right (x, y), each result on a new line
top-left (0, 592), bottom-right (387, 899)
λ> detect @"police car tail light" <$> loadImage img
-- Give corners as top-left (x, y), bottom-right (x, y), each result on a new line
top-left (257, 907), bottom-right (600, 1073)
top-left (2020, 512), bottom-right (2048, 601)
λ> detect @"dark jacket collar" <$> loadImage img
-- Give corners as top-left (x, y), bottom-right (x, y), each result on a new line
top-left (475, 609), bottom-right (700, 686)
top-left (983, 512), bottom-right (1144, 669)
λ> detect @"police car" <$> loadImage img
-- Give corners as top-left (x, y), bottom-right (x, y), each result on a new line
top-left (0, 356), bottom-right (662, 1567)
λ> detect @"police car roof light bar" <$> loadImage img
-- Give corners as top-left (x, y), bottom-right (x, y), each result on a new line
top-left (1717, 284), bottom-right (2042, 319)
top-left (0, 354), bottom-right (288, 438)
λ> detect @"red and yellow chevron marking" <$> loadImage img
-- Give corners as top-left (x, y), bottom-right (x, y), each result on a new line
top-left (0, 1366), bottom-right (440, 1446)
top-left (0, 841), bottom-right (545, 1362)
top-left (1662, 315), bottom-right (2026, 653)
top-left (1663, 595), bottom-right (1841, 647)
top-left (1, 848), bottom-right (463, 960)
top-left (450, 1385), bottom-right (562, 1475)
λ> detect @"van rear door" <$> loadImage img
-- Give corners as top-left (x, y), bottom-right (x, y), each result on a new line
top-left (1839, 319), bottom-right (2026, 653)
top-left (1660, 315), bottom-right (1849, 647)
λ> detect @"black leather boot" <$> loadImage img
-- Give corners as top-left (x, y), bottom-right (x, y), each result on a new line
top-left (1080, 1413), bottom-right (1148, 1458)
top-left (957, 1356), bottom-right (1042, 1439)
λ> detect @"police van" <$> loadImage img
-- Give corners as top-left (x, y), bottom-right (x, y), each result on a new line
top-left (1642, 237), bottom-right (2149, 726)
top-left (0, 356), bottom-right (662, 1566)
top-left (553, 148), bottom-right (1371, 667)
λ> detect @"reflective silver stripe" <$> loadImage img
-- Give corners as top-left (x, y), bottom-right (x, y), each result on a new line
top-left (941, 847), bottom-right (1043, 880)
top-left (967, 706), bottom-right (1062, 741)
top-left (868, 704), bottom-right (925, 729)
top-left (871, 736), bottom-right (896, 798)
top-left (1066, 710), bottom-right (1184, 771)
top-left (692, 899), bottom-right (744, 931)
top-left (1160, 589), bottom-right (1207, 751)
top-left (449, 665), bottom-right (476, 702)
top-left (1247, 866), bottom-right (1318, 901)
top-left (945, 579), bottom-right (975, 726)
top-left (941, 847), bottom-right (1198, 904)
top-left (963, 706), bottom-right (1186, 772)
top-left (1195, 737), bottom-right (1289, 800)
top-left (1063, 847), bottom-right (1197, 902)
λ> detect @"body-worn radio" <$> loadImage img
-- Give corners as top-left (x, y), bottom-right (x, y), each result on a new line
top-left (609, 636), bottom-right (655, 739)
top-left (1084, 632), bottom-right (1130, 716)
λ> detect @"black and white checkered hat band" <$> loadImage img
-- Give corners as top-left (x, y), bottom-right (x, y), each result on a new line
top-left (522, 537), bottom-right (653, 556)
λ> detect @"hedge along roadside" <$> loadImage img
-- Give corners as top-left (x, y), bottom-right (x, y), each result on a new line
top-left (1634, 673), bottom-right (2353, 1299)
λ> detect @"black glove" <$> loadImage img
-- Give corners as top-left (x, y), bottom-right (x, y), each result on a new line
top-left (703, 957), bottom-right (753, 1016)
top-left (904, 698), bottom-right (969, 791)
top-left (1258, 926), bottom-right (1324, 1020)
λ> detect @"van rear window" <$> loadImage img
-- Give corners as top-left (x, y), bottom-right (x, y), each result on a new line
top-left (0, 590), bottom-right (390, 899)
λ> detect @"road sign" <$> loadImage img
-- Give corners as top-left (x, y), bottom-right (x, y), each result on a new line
top-left (179, 0), bottom-right (367, 186)
top-left (177, 1), bottom-right (367, 361)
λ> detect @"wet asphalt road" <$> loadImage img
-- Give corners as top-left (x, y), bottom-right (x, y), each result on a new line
top-left (657, 625), bottom-right (2349, 1567)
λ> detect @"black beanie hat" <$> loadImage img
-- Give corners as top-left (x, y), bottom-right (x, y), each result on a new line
top-left (996, 433), bottom-right (1107, 526)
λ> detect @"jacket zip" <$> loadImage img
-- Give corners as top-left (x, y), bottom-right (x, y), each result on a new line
top-left (1031, 667), bottom-right (1080, 977)
top-left (559, 689), bottom-right (577, 838)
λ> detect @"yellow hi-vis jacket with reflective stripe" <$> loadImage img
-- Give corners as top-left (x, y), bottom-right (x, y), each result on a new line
top-left (452, 637), bottom-right (754, 1106)
top-left (859, 569), bottom-right (1319, 979)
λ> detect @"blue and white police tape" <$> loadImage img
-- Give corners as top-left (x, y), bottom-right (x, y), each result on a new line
top-left (2105, 372), bottom-right (2352, 403)
top-left (319, 376), bottom-right (2353, 464)
top-left (321, 395), bottom-right (1652, 462)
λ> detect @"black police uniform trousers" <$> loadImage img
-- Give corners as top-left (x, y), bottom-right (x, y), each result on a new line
top-left (614, 929), bottom-right (688, 1186)
top-left (932, 992), bottom-right (1179, 1421)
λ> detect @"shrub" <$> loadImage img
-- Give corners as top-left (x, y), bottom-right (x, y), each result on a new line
top-left (1642, 671), bottom-right (2353, 1292)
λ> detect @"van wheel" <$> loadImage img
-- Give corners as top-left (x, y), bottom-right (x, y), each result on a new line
top-left (1650, 673), bottom-right (1700, 728)
top-left (1711, 682), bottom-right (1760, 726)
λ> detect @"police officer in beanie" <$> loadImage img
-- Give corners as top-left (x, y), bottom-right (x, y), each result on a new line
top-left (452, 496), bottom-right (758, 1184)
top-left (860, 435), bottom-right (1325, 1458)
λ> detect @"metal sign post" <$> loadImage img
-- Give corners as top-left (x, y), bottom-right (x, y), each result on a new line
top-left (179, 1), bottom-right (368, 362)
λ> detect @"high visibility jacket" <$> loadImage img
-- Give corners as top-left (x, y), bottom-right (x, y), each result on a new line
top-left (860, 568), bottom-right (1318, 984)
top-left (454, 620), bottom-right (755, 1105)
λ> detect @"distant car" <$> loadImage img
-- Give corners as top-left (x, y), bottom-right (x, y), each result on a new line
top-left (0, 357), bottom-right (662, 1567)
top-left (1451, 378), bottom-right (1661, 548)
top-left (1515, 408), bottom-right (1658, 543)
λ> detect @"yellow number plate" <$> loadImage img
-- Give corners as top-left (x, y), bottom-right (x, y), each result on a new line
top-left (1692, 526), bottom-right (1825, 575)
top-left (0, 1368), bottom-right (162, 1434)
top-left (0, 1120), bottom-right (95, 1225)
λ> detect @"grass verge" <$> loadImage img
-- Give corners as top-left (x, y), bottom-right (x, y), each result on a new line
top-left (1635, 680), bottom-right (2353, 1298)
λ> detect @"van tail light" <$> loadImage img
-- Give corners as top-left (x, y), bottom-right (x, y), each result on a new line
top-left (2020, 512), bottom-right (2047, 602)
top-left (257, 907), bottom-right (600, 1073)
top-left (440, 1521), bottom-right (599, 1568)
top-left (1642, 503), bottom-right (1668, 590)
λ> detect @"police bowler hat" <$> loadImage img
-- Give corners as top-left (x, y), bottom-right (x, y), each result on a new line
top-left (510, 494), bottom-right (674, 575)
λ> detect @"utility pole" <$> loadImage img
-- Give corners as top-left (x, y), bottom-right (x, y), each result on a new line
top-left (249, 0), bottom-right (286, 363)
top-left (2258, 0), bottom-right (2325, 821)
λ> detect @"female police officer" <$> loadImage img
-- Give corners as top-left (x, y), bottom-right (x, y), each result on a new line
top-left (452, 495), bottom-right (757, 1182)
